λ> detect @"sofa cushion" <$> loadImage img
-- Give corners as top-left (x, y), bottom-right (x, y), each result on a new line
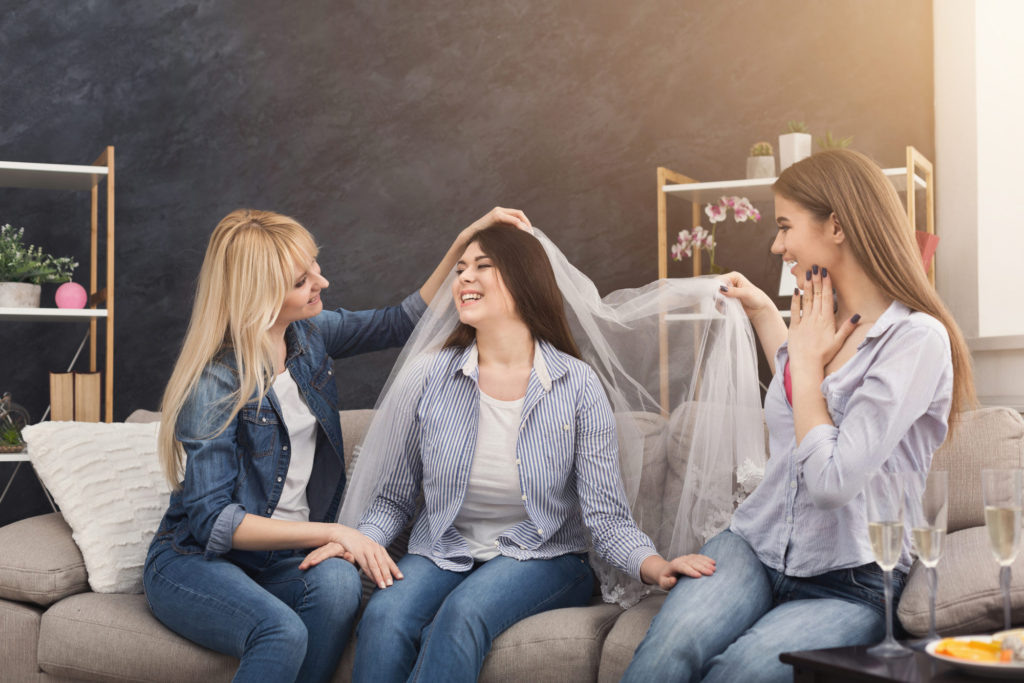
top-left (597, 592), bottom-right (665, 682)
top-left (39, 592), bottom-right (236, 682)
top-left (0, 512), bottom-right (88, 607)
top-left (22, 421), bottom-right (169, 594)
top-left (932, 407), bottom-right (1024, 533)
top-left (0, 598), bottom-right (49, 681)
top-left (898, 525), bottom-right (1024, 636)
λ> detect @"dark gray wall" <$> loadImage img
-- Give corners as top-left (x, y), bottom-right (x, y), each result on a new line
top-left (0, 0), bottom-right (933, 524)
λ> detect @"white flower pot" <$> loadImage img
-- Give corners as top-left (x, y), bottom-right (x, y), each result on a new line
top-left (778, 132), bottom-right (812, 171)
top-left (0, 282), bottom-right (42, 308)
top-left (746, 156), bottom-right (775, 179)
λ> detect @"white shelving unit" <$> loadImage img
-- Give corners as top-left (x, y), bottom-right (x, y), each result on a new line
top-left (0, 148), bottom-right (115, 422)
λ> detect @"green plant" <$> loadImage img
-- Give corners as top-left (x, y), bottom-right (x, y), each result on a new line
top-left (0, 224), bottom-right (77, 284)
top-left (817, 131), bottom-right (854, 150)
top-left (1, 420), bottom-right (22, 446)
top-left (749, 141), bottom-right (774, 157)
top-left (786, 121), bottom-right (810, 134)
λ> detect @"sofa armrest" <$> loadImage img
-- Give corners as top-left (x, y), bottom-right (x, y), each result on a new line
top-left (0, 512), bottom-right (88, 606)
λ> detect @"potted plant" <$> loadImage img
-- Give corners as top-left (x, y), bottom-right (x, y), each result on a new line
top-left (816, 131), bottom-right (854, 150)
top-left (778, 120), bottom-right (812, 172)
top-left (672, 196), bottom-right (761, 275)
top-left (746, 141), bottom-right (775, 179)
top-left (0, 224), bottom-right (77, 308)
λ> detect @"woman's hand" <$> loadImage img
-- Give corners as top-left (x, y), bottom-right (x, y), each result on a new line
top-left (458, 207), bottom-right (532, 243)
top-left (640, 553), bottom-right (716, 590)
top-left (787, 266), bottom-right (859, 371)
top-left (301, 525), bottom-right (403, 589)
top-left (717, 271), bottom-right (774, 322)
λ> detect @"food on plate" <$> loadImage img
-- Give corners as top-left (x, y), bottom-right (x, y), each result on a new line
top-left (935, 632), bottom-right (1024, 664)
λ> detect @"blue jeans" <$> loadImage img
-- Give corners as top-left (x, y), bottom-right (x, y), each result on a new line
top-left (621, 530), bottom-right (904, 683)
top-left (143, 541), bottom-right (362, 683)
top-left (352, 552), bottom-right (595, 683)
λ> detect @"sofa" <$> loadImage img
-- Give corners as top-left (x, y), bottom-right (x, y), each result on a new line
top-left (1, 406), bottom-right (1023, 682)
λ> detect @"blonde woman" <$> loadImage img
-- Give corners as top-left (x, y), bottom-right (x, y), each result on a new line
top-left (622, 150), bottom-right (975, 683)
top-left (143, 207), bottom-right (530, 683)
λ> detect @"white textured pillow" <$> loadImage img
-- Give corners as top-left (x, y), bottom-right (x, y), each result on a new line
top-left (22, 421), bottom-right (169, 594)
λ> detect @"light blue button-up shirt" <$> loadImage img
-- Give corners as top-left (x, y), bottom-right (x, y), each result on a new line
top-left (358, 339), bottom-right (658, 578)
top-left (731, 301), bottom-right (953, 576)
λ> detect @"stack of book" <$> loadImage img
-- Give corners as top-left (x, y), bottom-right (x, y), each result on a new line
top-left (48, 372), bottom-right (101, 422)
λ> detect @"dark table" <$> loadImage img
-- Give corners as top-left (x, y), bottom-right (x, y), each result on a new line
top-left (780, 645), bottom-right (1011, 682)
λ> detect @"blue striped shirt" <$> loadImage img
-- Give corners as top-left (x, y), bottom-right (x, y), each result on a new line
top-left (358, 339), bottom-right (658, 578)
top-left (730, 301), bottom-right (954, 576)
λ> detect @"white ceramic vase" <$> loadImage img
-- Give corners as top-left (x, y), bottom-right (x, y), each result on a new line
top-left (0, 282), bottom-right (42, 308)
top-left (746, 156), bottom-right (775, 179)
top-left (778, 132), bottom-right (812, 171)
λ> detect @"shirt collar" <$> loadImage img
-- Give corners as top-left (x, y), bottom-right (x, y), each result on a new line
top-left (858, 300), bottom-right (911, 349)
top-left (458, 339), bottom-right (553, 391)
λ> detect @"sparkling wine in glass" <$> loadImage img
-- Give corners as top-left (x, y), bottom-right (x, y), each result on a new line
top-left (982, 469), bottom-right (1023, 631)
top-left (907, 470), bottom-right (948, 644)
top-left (865, 471), bottom-right (912, 658)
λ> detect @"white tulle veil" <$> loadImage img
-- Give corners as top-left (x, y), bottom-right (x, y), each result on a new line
top-left (339, 228), bottom-right (766, 607)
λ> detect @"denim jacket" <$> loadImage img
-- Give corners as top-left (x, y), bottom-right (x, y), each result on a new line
top-left (148, 292), bottom-right (425, 571)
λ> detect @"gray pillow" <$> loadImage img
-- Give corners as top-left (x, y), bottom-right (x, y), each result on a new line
top-left (0, 512), bottom-right (88, 606)
top-left (898, 525), bottom-right (1024, 636)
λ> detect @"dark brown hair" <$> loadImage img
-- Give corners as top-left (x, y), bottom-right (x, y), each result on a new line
top-left (444, 225), bottom-right (581, 359)
top-left (775, 150), bottom-right (976, 423)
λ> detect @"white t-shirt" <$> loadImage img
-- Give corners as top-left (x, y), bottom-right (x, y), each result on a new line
top-left (453, 390), bottom-right (529, 561)
top-left (270, 368), bottom-right (318, 522)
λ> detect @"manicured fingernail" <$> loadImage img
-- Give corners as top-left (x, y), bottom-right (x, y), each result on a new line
top-left (805, 270), bottom-right (811, 281)
top-left (821, 267), bottom-right (828, 278)
top-left (812, 265), bottom-right (819, 275)
top-left (387, 579), bottom-right (393, 586)
top-left (851, 314), bottom-right (861, 324)
top-left (794, 288), bottom-right (801, 296)
top-left (719, 284), bottom-right (728, 292)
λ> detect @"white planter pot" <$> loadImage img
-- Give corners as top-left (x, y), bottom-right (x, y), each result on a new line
top-left (778, 132), bottom-right (812, 171)
top-left (0, 282), bottom-right (42, 308)
top-left (746, 156), bottom-right (775, 179)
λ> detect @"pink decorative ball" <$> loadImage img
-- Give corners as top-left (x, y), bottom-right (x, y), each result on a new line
top-left (55, 282), bottom-right (88, 309)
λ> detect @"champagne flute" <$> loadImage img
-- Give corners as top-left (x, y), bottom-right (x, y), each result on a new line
top-left (906, 470), bottom-right (948, 644)
top-left (865, 470), bottom-right (913, 658)
top-left (982, 468), bottom-right (1023, 631)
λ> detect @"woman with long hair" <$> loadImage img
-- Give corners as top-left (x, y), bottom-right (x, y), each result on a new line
top-left (622, 149), bottom-right (975, 682)
top-left (334, 225), bottom-right (717, 683)
top-left (143, 207), bottom-right (530, 683)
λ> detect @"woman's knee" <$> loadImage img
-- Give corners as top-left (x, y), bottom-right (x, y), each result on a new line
top-left (250, 601), bottom-right (309, 654)
top-left (305, 557), bottom-right (363, 618)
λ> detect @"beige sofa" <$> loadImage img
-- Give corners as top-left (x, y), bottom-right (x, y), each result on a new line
top-left (1, 406), bottom-right (1023, 682)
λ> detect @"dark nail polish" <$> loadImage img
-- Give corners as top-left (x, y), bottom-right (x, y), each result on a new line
top-left (719, 284), bottom-right (728, 292)
top-left (821, 267), bottom-right (828, 278)
top-left (851, 314), bottom-right (861, 324)
top-left (805, 270), bottom-right (811, 281)
top-left (794, 288), bottom-right (801, 296)
top-left (812, 265), bottom-right (819, 275)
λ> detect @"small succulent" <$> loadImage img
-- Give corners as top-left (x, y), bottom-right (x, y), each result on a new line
top-left (786, 121), bottom-right (810, 134)
top-left (816, 131), bottom-right (854, 150)
top-left (749, 141), bottom-right (774, 157)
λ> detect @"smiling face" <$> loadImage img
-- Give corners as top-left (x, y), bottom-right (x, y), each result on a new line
top-left (770, 193), bottom-right (843, 280)
top-left (276, 258), bottom-right (329, 327)
top-left (451, 240), bottom-right (518, 329)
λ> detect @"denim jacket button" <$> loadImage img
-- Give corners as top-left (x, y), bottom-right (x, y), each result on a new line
top-left (261, 417), bottom-right (267, 423)
top-left (265, 507), bottom-right (272, 515)
top-left (277, 476), bottom-right (283, 483)
top-left (283, 445), bottom-right (289, 451)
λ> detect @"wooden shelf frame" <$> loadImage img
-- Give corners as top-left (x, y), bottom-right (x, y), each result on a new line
top-left (0, 147), bottom-right (115, 421)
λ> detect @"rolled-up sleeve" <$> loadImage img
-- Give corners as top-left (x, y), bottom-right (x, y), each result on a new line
top-left (796, 325), bottom-right (951, 510)
top-left (574, 369), bottom-right (658, 579)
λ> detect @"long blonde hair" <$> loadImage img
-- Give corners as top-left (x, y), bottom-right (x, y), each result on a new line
top-left (159, 209), bottom-right (318, 488)
top-left (775, 150), bottom-right (976, 424)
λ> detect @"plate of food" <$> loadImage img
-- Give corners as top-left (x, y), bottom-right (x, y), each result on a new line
top-left (926, 630), bottom-right (1024, 678)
